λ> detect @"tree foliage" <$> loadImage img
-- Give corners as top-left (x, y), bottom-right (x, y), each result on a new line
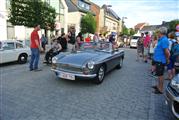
top-left (122, 25), bottom-right (129, 35)
top-left (168, 19), bottom-right (179, 32)
top-left (80, 13), bottom-right (96, 34)
top-left (8, 0), bottom-right (56, 30)
top-left (129, 28), bottom-right (136, 36)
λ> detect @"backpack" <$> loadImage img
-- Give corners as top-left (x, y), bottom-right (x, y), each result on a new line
top-left (171, 42), bottom-right (179, 61)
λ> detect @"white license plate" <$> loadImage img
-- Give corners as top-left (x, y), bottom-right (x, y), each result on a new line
top-left (59, 72), bottom-right (75, 80)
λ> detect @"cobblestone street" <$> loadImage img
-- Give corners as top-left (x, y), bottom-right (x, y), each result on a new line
top-left (0, 48), bottom-right (175, 120)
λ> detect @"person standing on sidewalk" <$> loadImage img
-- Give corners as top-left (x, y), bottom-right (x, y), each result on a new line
top-left (143, 32), bottom-right (151, 63)
top-left (29, 24), bottom-right (42, 71)
top-left (76, 32), bottom-right (83, 50)
top-left (150, 34), bottom-right (158, 75)
top-left (58, 33), bottom-right (68, 52)
top-left (136, 33), bottom-right (144, 61)
top-left (41, 34), bottom-right (47, 52)
top-left (93, 32), bottom-right (99, 43)
top-left (166, 32), bottom-right (176, 80)
top-left (152, 27), bottom-right (170, 94)
top-left (67, 27), bottom-right (76, 52)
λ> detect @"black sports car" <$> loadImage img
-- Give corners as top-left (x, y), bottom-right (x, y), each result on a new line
top-left (51, 42), bottom-right (124, 84)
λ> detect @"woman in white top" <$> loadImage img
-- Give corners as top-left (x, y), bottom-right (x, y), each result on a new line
top-left (150, 35), bottom-right (158, 75)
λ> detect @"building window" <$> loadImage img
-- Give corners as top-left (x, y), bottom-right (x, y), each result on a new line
top-left (48, 0), bottom-right (60, 14)
top-left (85, 4), bottom-right (90, 10)
top-left (59, 2), bottom-right (64, 14)
top-left (78, 0), bottom-right (90, 10)
top-left (78, 1), bottom-right (85, 7)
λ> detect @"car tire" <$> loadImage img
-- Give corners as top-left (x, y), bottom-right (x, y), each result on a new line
top-left (94, 65), bottom-right (105, 84)
top-left (18, 54), bottom-right (28, 64)
top-left (116, 58), bottom-right (123, 69)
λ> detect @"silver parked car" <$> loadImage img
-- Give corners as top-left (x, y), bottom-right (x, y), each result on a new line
top-left (165, 74), bottom-right (179, 119)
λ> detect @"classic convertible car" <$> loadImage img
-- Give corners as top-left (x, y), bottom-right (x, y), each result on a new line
top-left (165, 74), bottom-right (179, 119)
top-left (51, 42), bottom-right (124, 84)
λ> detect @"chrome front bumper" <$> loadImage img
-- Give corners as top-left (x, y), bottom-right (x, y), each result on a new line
top-left (51, 69), bottom-right (97, 79)
top-left (165, 84), bottom-right (179, 119)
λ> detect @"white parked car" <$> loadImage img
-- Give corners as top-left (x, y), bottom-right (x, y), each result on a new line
top-left (130, 35), bottom-right (141, 48)
top-left (0, 40), bottom-right (31, 64)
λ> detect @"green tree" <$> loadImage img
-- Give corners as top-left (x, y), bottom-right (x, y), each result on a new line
top-left (129, 28), bottom-right (136, 36)
top-left (8, 0), bottom-right (56, 31)
top-left (80, 13), bottom-right (96, 34)
top-left (122, 25), bottom-right (129, 35)
top-left (168, 19), bottom-right (179, 32)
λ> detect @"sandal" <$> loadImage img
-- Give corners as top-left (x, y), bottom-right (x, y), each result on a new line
top-left (152, 85), bottom-right (158, 90)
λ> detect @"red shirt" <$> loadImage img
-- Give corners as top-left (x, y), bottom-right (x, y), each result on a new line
top-left (143, 35), bottom-right (150, 48)
top-left (30, 30), bottom-right (40, 48)
top-left (85, 37), bottom-right (91, 42)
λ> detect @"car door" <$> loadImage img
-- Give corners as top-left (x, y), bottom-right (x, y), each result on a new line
top-left (1, 42), bottom-right (16, 63)
top-left (15, 42), bottom-right (25, 53)
top-left (102, 50), bottom-right (118, 71)
top-left (99, 43), bottom-right (119, 71)
top-left (110, 50), bottom-right (121, 68)
top-left (113, 49), bottom-right (123, 65)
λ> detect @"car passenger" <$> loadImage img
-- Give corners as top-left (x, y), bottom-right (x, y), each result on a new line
top-left (44, 39), bottom-right (62, 64)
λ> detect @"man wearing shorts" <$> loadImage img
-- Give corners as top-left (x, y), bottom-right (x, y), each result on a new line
top-left (152, 27), bottom-right (170, 94)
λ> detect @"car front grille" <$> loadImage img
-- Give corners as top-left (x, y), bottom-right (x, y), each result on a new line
top-left (57, 63), bottom-right (82, 73)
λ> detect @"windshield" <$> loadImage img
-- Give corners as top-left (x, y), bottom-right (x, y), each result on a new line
top-left (80, 42), bottom-right (112, 52)
top-left (132, 36), bottom-right (140, 39)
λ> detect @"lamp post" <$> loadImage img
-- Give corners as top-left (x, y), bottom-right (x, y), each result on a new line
top-left (121, 17), bottom-right (127, 46)
top-left (121, 17), bottom-right (127, 34)
top-left (122, 17), bottom-right (127, 27)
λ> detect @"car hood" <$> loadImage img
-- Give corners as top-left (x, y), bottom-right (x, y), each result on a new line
top-left (57, 51), bottom-right (101, 66)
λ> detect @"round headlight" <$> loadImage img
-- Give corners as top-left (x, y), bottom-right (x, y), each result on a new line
top-left (87, 61), bottom-right (95, 69)
top-left (52, 57), bottom-right (58, 64)
top-left (171, 75), bottom-right (179, 88)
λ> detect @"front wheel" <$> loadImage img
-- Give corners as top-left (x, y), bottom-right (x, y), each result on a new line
top-left (94, 65), bottom-right (105, 84)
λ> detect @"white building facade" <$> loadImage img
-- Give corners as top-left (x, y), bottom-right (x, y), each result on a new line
top-left (99, 5), bottom-right (121, 37)
top-left (0, 0), bottom-right (7, 40)
top-left (3, 0), bottom-right (68, 40)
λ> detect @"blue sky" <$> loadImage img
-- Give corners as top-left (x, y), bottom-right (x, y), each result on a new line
top-left (91, 0), bottom-right (179, 28)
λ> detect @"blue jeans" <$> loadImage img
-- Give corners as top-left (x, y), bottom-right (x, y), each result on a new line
top-left (29, 48), bottom-right (40, 70)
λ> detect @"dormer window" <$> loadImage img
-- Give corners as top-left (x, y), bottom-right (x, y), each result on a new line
top-left (78, 0), bottom-right (90, 10)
